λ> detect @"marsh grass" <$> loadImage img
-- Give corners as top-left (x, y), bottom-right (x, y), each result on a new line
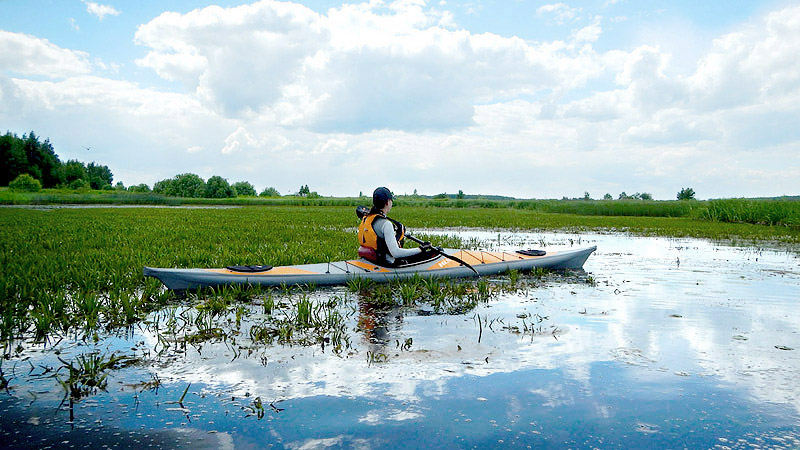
top-left (2, 204), bottom-right (798, 345)
top-left (56, 352), bottom-right (138, 400)
top-left (702, 198), bottom-right (800, 228)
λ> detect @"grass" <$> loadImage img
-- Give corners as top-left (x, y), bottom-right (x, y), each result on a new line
top-left (702, 198), bottom-right (800, 227)
top-left (1, 204), bottom-right (798, 345)
top-left (3, 188), bottom-right (798, 229)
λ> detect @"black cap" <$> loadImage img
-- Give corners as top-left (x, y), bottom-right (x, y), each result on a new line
top-left (372, 186), bottom-right (393, 208)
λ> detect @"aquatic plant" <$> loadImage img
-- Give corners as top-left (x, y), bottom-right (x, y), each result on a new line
top-left (1, 204), bottom-right (797, 344)
top-left (56, 352), bottom-right (137, 400)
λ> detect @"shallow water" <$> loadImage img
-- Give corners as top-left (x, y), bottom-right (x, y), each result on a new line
top-left (2, 231), bottom-right (799, 449)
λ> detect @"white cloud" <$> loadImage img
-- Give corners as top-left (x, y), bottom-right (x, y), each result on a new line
top-left (537, 3), bottom-right (582, 25)
top-left (0, 31), bottom-right (91, 77)
top-left (134, 0), bottom-right (605, 132)
top-left (222, 126), bottom-right (260, 154)
top-left (572, 17), bottom-right (602, 43)
top-left (83, 1), bottom-right (120, 21)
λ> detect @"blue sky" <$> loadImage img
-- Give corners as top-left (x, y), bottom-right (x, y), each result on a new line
top-left (1, 0), bottom-right (798, 198)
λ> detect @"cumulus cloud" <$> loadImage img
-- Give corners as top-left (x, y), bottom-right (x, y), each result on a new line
top-left (537, 3), bottom-right (582, 25)
top-left (222, 126), bottom-right (261, 154)
top-left (0, 31), bottom-right (91, 77)
top-left (83, 1), bottom-right (120, 21)
top-left (572, 17), bottom-right (602, 43)
top-left (134, 0), bottom-right (605, 132)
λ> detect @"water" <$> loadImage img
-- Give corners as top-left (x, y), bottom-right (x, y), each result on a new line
top-left (2, 231), bottom-right (799, 449)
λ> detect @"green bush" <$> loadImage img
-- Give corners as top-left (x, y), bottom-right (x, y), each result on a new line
top-left (9, 173), bottom-right (42, 192)
top-left (69, 178), bottom-right (91, 191)
top-left (260, 187), bottom-right (280, 197)
top-left (206, 175), bottom-right (235, 198)
top-left (233, 181), bottom-right (256, 197)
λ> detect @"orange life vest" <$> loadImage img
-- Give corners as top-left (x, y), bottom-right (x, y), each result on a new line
top-left (357, 213), bottom-right (405, 263)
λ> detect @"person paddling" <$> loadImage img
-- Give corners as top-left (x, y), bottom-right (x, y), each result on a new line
top-left (357, 187), bottom-right (431, 266)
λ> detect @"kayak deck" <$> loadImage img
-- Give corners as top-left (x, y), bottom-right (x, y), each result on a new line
top-left (144, 246), bottom-right (597, 290)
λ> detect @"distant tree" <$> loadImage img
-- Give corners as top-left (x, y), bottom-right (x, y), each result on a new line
top-left (68, 178), bottom-right (90, 191)
top-left (205, 175), bottom-right (235, 198)
top-left (413, 189), bottom-right (418, 197)
top-left (308, 190), bottom-right (320, 198)
top-left (233, 181), bottom-right (256, 197)
top-left (618, 192), bottom-right (630, 200)
top-left (640, 192), bottom-right (653, 200)
top-left (457, 190), bottom-right (465, 199)
top-left (298, 184), bottom-right (310, 196)
top-left (9, 173), bottom-right (41, 192)
top-left (86, 162), bottom-right (113, 189)
top-left (128, 183), bottom-right (151, 193)
top-left (259, 186), bottom-right (280, 197)
top-left (61, 159), bottom-right (87, 185)
top-left (0, 132), bottom-right (27, 185)
top-left (677, 187), bottom-right (696, 200)
top-left (603, 193), bottom-right (612, 200)
top-left (23, 132), bottom-right (62, 188)
top-left (434, 192), bottom-right (448, 200)
top-left (152, 178), bottom-right (174, 195)
top-left (1, 131), bottom-right (62, 187)
top-left (583, 191), bottom-right (591, 200)
top-left (172, 173), bottom-right (206, 197)
top-left (114, 181), bottom-right (125, 191)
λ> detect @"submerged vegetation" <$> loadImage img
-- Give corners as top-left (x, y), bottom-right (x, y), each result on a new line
top-left (1, 204), bottom-right (798, 348)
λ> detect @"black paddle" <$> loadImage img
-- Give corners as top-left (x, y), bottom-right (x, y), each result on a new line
top-left (355, 206), bottom-right (479, 275)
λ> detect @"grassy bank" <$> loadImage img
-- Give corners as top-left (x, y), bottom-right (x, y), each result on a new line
top-left (3, 188), bottom-right (798, 228)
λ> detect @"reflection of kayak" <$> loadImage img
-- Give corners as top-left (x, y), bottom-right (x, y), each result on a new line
top-left (144, 246), bottom-right (597, 291)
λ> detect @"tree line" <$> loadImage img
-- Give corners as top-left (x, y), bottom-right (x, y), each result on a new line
top-left (1, 131), bottom-right (113, 191)
top-left (149, 173), bottom-right (281, 198)
top-left (0, 130), bottom-right (284, 197)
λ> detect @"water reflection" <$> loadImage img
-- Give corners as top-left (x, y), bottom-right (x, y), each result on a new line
top-left (2, 231), bottom-right (799, 448)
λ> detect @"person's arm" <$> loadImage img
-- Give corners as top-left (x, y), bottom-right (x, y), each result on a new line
top-left (381, 220), bottom-right (421, 258)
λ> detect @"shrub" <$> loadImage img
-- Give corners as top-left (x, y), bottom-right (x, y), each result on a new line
top-left (259, 187), bottom-right (280, 197)
top-left (205, 175), bottom-right (235, 198)
top-left (69, 178), bottom-right (91, 191)
top-left (9, 173), bottom-right (42, 192)
top-left (128, 183), bottom-right (151, 193)
top-left (233, 181), bottom-right (256, 197)
top-left (153, 173), bottom-right (205, 197)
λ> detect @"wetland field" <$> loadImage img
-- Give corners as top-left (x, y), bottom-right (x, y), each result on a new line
top-left (1, 205), bottom-right (799, 448)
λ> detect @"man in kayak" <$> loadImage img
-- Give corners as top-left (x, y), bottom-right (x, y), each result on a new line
top-left (358, 187), bottom-right (432, 266)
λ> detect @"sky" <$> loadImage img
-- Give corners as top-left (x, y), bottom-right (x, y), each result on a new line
top-left (1, 0), bottom-right (798, 199)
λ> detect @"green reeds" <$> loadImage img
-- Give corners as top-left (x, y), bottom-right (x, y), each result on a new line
top-left (702, 198), bottom-right (800, 228)
top-left (2, 202), bottom-right (797, 344)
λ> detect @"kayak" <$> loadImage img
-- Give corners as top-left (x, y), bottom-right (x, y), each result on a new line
top-left (143, 246), bottom-right (597, 291)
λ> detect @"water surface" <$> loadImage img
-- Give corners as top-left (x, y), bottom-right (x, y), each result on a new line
top-left (2, 231), bottom-right (799, 448)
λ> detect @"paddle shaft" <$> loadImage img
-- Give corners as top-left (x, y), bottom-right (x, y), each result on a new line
top-left (386, 219), bottom-right (479, 276)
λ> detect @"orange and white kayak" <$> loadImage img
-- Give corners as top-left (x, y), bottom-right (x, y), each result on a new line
top-left (144, 246), bottom-right (596, 290)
